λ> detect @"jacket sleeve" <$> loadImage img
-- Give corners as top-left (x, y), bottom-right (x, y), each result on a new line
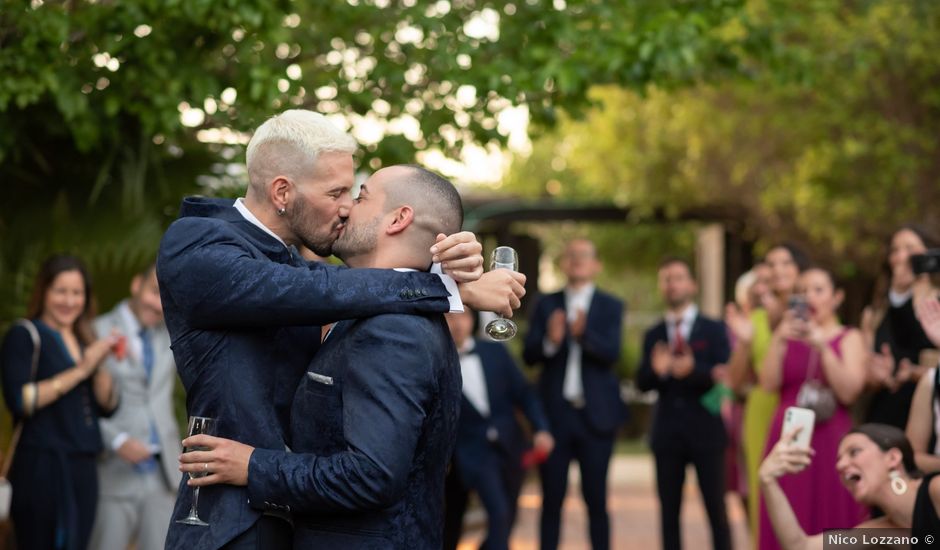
top-left (94, 316), bottom-right (121, 450)
top-left (0, 326), bottom-right (35, 419)
top-left (635, 328), bottom-right (662, 392)
top-left (579, 296), bottom-right (624, 366)
top-left (501, 346), bottom-right (550, 433)
top-left (158, 218), bottom-right (451, 330)
top-left (683, 322), bottom-right (731, 393)
top-left (522, 297), bottom-right (554, 366)
top-left (245, 317), bottom-right (438, 512)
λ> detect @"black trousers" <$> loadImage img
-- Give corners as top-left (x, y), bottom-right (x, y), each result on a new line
top-left (539, 402), bottom-right (615, 550)
top-left (443, 453), bottom-right (525, 550)
top-left (653, 447), bottom-right (731, 550)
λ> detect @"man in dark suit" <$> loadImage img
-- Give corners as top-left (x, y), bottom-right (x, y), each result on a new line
top-left (157, 111), bottom-right (525, 550)
top-left (443, 308), bottom-right (554, 550)
top-left (636, 257), bottom-right (731, 550)
top-left (522, 238), bottom-right (625, 550)
top-left (178, 165), bottom-right (487, 548)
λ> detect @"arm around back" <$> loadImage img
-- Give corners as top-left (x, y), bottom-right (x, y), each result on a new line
top-left (159, 217), bottom-right (451, 330)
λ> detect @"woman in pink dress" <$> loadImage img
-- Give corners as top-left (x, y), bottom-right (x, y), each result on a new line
top-left (757, 267), bottom-right (869, 549)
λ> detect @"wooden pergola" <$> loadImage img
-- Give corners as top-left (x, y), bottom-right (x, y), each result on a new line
top-left (462, 196), bottom-right (755, 318)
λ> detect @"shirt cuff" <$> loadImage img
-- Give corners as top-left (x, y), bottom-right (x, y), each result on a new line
top-left (431, 263), bottom-right (463, 313)
top-left (543, 338), bottom-right (560, 357)
top-left (112, 432), bottom-right (130, 451)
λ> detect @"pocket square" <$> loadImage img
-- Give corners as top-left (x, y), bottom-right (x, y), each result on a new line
top-left (307, 372), bottom-right (334, 385)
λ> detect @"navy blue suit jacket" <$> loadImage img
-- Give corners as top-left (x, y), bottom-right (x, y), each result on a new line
top-left (454, 339), bottom-right (549, 487)
top-left (157, 198), bottom-right (453, 549)
top-left (635, 313), bottom-right (730, 453)
top-left (522, 290), bottom-right (626, 435)
top-left (246, 313), bottom-right (461, 549)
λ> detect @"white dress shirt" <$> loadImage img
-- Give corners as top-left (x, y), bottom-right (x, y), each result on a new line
top-left (540, 284), bottom-right (594, 405)
top-left (458, 339), bottom-right (491, 417)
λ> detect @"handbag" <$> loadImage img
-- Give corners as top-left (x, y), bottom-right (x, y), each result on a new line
top-left (0, 319), bottom-right (41, 544)
top-left (795, 343), bottom-right (837, 422)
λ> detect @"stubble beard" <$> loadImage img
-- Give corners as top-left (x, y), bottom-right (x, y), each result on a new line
top-left (289, 199), bottom-right (336, 257)
top-left (333, 216), bottom-right (380, 265)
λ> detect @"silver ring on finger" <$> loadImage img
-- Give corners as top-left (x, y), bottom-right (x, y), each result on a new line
top-left (204, 462), bottom-right (209, 473)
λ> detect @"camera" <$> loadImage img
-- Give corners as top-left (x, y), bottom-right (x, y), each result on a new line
top-left (788, 295), bottom-right (810, 321)
top-left (911, 249), bottom-right (940, 275)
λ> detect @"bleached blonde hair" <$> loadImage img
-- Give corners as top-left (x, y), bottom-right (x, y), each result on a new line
top-left (245, 110), bottom-right (357, 194)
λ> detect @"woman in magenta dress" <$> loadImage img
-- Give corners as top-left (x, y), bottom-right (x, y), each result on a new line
top-left (757, 267), bottom-right (868, 549)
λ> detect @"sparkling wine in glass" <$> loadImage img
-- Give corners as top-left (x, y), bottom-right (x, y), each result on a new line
top-left (176, 416), bottom-right (217, 527)
top-left (484, 246), bottom-right (519, 341)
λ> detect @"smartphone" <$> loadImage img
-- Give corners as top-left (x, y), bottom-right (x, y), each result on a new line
top-left (788, 295), bottom-right (810, 322)
top-left (911, 249), bottom-right (940, 275)
top-left (781, 406), bottom-right (815, 449)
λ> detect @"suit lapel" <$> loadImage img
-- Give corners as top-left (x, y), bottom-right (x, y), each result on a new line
top-left (689, 314), bottom-right (702, 345)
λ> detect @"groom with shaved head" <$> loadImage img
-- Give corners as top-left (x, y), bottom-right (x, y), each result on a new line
top-left (180, 165), bottom-right (473, 549)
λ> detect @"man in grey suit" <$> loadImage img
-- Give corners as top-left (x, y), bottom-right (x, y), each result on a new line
top-left (90, 263), bottom-right (182, 550)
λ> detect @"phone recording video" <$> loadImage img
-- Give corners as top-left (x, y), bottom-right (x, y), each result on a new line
top-left (788, 295), bottom-right (810, 322)
top-left (911, 249), bottom-right (940, 275)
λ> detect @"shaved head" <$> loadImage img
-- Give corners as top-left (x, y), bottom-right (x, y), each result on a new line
top-left (332, 164), bottom-right (464, 268)
top-left (382, 165), bottom-right (463, 238)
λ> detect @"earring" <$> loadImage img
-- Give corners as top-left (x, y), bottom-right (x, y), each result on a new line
top-left (890, 470), bottom-right (908, 496)
top-left (276, 207), bottom-right (286, 216)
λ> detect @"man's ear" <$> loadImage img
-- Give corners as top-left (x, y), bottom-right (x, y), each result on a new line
top-left (129, 274), bottom-right (142, 297)
top-left (271, 176), bottom-right (291, 212)
top-left (386, 206), bottom-right (414, 235)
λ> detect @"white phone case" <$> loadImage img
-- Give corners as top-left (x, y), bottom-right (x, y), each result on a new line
top-left (781, 406), bottom-right (815, 449)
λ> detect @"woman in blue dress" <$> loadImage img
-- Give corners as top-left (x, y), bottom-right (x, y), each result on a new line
top-left (1, 255), bottom-right (120, 550)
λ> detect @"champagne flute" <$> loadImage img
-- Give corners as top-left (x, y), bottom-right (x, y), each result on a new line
top-left (484, 246), bottom-right (519, 341)
top-left (176, 416), bottom-right (217, 526)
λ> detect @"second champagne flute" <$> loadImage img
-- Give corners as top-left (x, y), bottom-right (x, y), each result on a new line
top-left (484, 246), bottom-right (519, 341)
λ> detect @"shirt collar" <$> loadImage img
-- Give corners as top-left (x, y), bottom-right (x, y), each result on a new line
top-left (117, 301), bottom-right (142, 335)
top-left (889, 289), bottom-right (913, 308)
top-left (565, 283), bottom-right (595, 301)
top-left (665, 303), bottom-right (698, 326)
top-left (234, 198), bottom-right (288, 249)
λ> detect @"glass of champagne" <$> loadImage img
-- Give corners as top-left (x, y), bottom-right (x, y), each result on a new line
top-left (484, 246), bottom-right (519, 341)
top-left (176, 416), bottom-right (217, 526)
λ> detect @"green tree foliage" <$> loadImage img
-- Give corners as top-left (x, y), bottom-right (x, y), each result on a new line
top-left (505, 0), bottom-right (940, 280)
top-left (1, 0), bottom-right (754, 321)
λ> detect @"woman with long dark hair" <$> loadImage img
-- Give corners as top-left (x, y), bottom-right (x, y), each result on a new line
top-left (0, 255), bottom-right (120, 550)
top-left (863, 225), bottom-right (939, 430)
top-left (761, 423), bottom-right (940, 548)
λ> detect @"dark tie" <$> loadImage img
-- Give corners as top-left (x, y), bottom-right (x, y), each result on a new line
top-left (137, 328), bottom-right (160, 473)
top-left (139, 327), bottom-right (154, 382)
top-left (673, 319), bottom-right (687, 354)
